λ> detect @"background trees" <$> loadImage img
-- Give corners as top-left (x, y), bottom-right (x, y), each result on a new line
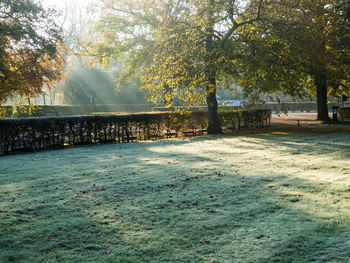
top-left (92, 0), bottom-right (265, 134)
top-left (62, 63), bottom-right (116, 105)
top-left (62, 59), bottom-right (147, 106)
top-left (41, 0), bottom-right (148, 107)
top-left (0, 0), bottom-right (66, 103)
top-left (2, 0), bottom-right (348, 120)
top-left (238, 0), bottom-right (350, 120)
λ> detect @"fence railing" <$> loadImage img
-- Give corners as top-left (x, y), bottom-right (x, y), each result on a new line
top-left (0, 110), bottom-right (271, 155)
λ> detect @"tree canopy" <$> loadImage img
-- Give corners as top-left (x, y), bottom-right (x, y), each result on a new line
top-left (0, 0), bottom-right (66, 103)
top-left (92, 0), bottom-right (265, 134)
top-left (237, 0), bottom-right (350, 120)
top-left (91, 0), bottom-right (349, 123)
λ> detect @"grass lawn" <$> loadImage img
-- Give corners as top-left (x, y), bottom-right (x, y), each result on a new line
top-left (1, 128), bottom-right (350, 262)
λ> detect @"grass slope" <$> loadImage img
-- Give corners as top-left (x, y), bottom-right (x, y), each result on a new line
top-left (1, 129), bottom-right (350, 263)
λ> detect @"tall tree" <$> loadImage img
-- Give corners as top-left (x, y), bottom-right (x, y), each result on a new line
top-left (92, 0), bottom-right (264, 134)
top-left (238, 0), bottom-right (350, 120)
top-left (0, 0), bottom-right (66, 103)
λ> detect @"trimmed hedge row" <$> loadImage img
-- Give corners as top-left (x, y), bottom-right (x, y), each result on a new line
top-left (0, 104), bottom-right (153, 118)
top-left (0, 110), bottom-right (270, 155)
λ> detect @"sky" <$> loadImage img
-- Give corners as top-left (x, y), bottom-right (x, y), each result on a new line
top-left (40, 0), bottom-right (92, 10)
top-left (40, 0), bottom-right (97, 21)
top-left (40, 0), bottom-right (99, 31)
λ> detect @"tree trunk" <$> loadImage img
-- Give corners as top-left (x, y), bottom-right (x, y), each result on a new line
top-left (206, 70), bottom-right (221, 134)
top-left (204, 0), bottom-right (221, 134)
top-left (163, 84), bottom-right (173, 107)
top-left (315, 76), bottom-right (329, 121)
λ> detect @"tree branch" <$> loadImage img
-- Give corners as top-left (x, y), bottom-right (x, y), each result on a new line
top-left (221, 0), bottom-right (264, 46)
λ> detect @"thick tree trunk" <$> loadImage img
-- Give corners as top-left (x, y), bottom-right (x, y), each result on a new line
top-left (206, 70), bottom-right (221, 134)
top-left (206, 90), bottom-right (221, 134)
top-left (204, 0), bottom-right (221, 134)
top-left (315, 76), bottom-right (329, 121)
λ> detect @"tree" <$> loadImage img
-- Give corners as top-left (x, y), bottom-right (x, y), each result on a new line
top-left (91, 0), bottom-right (264, 134)
top-left (238, 0), bottom-right (350, 120)
top-left (326, 1), bottom-right (350, 98)
top-left (0, 0), bottom-right (66, 103)
top-left (62, 59), bottom-right (148, 106)
top-left (63, 65), bottom-right (116, 105)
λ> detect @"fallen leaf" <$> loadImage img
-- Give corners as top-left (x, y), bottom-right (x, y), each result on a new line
top-left (255, 234), bottom-right (265, 239)
top-left (199, 238), bottom-right (211, 244)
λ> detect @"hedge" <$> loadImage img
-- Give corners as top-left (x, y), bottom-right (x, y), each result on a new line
top-left (0, 104), bottom-right (153, 118)
top-left (0, 110), bottom-right (271, 155)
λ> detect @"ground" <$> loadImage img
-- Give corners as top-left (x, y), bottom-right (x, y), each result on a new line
top-left (1, 114), bottom-right (350, 262)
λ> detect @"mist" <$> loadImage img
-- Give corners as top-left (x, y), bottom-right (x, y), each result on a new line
top-left (28, 0), bottom-right (151, 113)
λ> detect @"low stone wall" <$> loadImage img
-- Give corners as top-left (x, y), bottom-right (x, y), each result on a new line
top-left (250, 102), bottom-right (350, 112)
top-left (154, 102), bottom-right (350, 113)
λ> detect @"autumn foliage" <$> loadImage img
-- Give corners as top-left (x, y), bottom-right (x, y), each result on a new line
top-left (0, 0), bottom-right (66, 103)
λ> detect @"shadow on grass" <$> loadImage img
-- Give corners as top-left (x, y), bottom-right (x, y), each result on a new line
top-left (237, 129), bottom-right (350, 159)
top-left (1, 131), bottom-right (350, 262)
